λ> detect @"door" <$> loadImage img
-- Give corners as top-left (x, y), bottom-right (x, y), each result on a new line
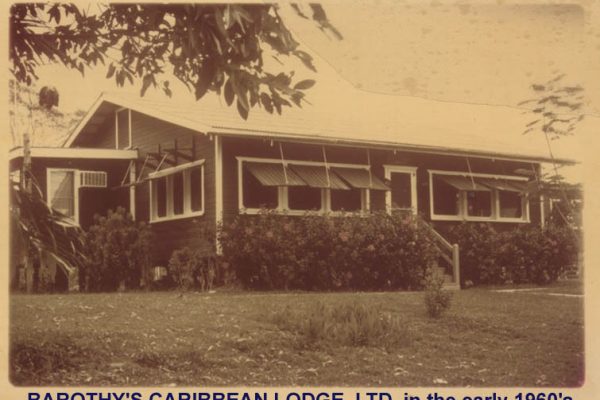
top-left (384, 166), bottom-right (417, 215)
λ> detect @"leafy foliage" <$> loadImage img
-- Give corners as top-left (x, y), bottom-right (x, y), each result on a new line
top-left (168, 247), bottom-right (216, 291)
top-left (81, 207), bottom-right (154, 292)
top-left (449, 222), bottom-right (579, 286)
top-left (219, 211), bottom-right (439, 291)
top-left (10, 3), bottom-right (339, 119)
top-left (520, 74), bottom-right (584, 140)
top-left (423, 268), bottom-right (452, 318)
top-left (272, 301), bottom-right (410, 349)
top-left (9, 172), bottom-right (87, 283)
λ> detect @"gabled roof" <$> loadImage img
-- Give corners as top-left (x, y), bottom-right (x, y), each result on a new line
top-left (64, 91), bottom-right (579, 164)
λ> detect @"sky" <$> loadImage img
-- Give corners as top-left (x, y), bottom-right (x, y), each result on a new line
top-left (24, 1), bottom-right (600, 183)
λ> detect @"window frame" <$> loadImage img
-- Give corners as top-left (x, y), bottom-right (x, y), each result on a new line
top-left (148, 159), bottom-right (205, 223)
top-left (383, 165), bottom-right (418, 215)
top-left (236, 157), bottom-right (372, 216)
top-left (46, 168), bottom-right (80, 224)
top-left (428, 169), bottom-right (530, 223)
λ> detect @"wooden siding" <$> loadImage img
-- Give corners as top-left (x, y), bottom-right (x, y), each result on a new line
top-left (68, 108), bottom-right (216, 264)
top-left (220, 136), bottom-right (543, 232)
top-left (21, 158), bottom-right (130, 229)
top-left (129, 111), bottom-right (215, 265)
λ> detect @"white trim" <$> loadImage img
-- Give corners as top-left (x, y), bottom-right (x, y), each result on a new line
top-left (9, 147), bottom-right (138, 160)
top-left (149, 160), bottom-right (206, 223)
top-left (540, 194), bottom-right (546, 228)
top-left (384, 165), bottom-right (418, 215)
top-left (129, 160), bottom-right (136, 220)
top-left (148, 159), bottom-right (205, 179)
top-left (428, 170), bottom-right (530, 223)
top-left (46, 168), bottom-right (80, 225)
top-left (427, 169), bottom-right (529, 181)
top-left (215, 135), bottom-right (224, 254)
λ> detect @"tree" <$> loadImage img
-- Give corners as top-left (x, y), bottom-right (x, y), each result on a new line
top-left (9, 3), bottom-right (340, 291)
top-left (519, 74), bottom-right (584, 229)
top-left (10, 3), bottom-right (339, 119)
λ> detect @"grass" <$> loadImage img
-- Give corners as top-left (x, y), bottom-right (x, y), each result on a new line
top-left (10, 281), bottom-right (584, 387)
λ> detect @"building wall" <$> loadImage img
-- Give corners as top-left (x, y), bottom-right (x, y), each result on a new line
top-left (17, 158), bottom-right (131, 230)
top-left (220, 136), bottom-right (543, 239)
top-left (128, 112), bottom-right (215, 264)
top-left (68, 108), bottom-right (216, 264)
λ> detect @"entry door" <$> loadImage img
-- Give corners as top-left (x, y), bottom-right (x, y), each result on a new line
top-left (384, 166), bottom-right (417, 215)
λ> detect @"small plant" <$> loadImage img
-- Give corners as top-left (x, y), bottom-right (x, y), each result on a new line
top-left (168, 247), bottom-right (216, 291)
top-left (272, 301), bottom-right (410, 349)
top-left (424, 268), bottom-right (452, 318)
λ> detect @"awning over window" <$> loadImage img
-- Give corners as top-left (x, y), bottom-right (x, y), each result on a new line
top-left (332, 167), bottom-right (390, 190)
top-left (478, 178), bottom-right (528, 193)
top-left (505, 180), bottom-right (530, 193)
top-left (290, 165), bottom-right (350, 190)
top-left (245, 162), bottom-right (305, 186)
top-left (440, 175), bottom-right (490, 191)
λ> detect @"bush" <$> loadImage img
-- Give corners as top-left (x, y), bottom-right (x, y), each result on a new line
top-left (449, 222), bottom-right (579, 286)
top-left (448, 223), bottom-right (504, 285)
top-left (168, 247), bottom-right (216, 291)
top-left (272, 301), bottom-right (410, 349)
top-left (219, 211), bottom-right (439, 291)
top-left (423, 268), bottom-right (452, 318)
top-left (81, 207), bottom-right (154, 292)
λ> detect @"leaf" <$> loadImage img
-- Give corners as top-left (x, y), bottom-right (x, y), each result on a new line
top-left (140, 74), bottom-right (154, 97)
top-left (260, 93), bottom-right (273, 114)
top-left (195, 60), bottom-right (216, 100)
top-left (237, 98), bottom-right (249, 120)
top-left (293, 79), bottom-right (316, 90)
top-left (224, 79), bottom-right (234, 106)
top-left (106, 63), bottom-right (117, 79)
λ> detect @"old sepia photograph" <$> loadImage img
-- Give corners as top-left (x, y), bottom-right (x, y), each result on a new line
top-left (6, 0), bottom-right (594, 388)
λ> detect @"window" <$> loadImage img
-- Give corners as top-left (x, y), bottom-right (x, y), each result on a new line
top-left (288, 186), bottom-right (322, 211)
top-left (150, 160), bottom-right (205, 222)
top-left (466, 191), bottom-right (492, 217)
top-left (238, 158), bottom-right (389, 215)
top-left (432, 175), bottom-right (460, 216)
top-left (429, 170), bottom-right (529, 222)
top-left (330, 188), bottom-right (363, 212)
top-left (47, 169), bottom-right (77, 221)
top-left (499, 190), bottom-right (523, 218)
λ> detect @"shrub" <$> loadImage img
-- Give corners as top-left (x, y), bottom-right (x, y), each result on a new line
top-left (423, 268), bottom-right (452, 318)
top-left (448, 223), bottom-right (504, 285)
top-left (168, 247), bottom-right (216, 291)
top-left (272, 301), bottom-right (410, 349)
top-left (219, 211), bottom-right (438, 291)
top-left (498, 224), bottom-right (578, 284)
top-left (449, 222), bottom-right (579, 286)
top-left (81, 207), bottom-right (154, 292)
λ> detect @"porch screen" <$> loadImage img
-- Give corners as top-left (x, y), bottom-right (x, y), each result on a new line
top-left (48, 170), bottom-right (75, 219)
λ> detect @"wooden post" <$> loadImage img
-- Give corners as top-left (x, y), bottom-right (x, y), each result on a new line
top-left (452, 243), bottom-right (460, 288)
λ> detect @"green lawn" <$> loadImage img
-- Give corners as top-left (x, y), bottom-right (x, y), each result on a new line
top-left (10, 281), bottom-right (584, 387)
